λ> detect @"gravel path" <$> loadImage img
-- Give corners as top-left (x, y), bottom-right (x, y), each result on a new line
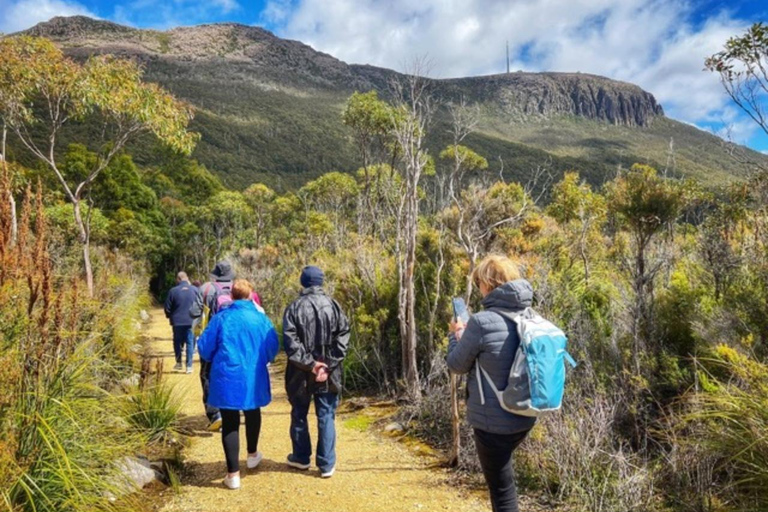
top-left (147, 308), bottom-right (489, 512)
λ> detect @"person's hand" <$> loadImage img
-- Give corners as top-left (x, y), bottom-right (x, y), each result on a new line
top-left (449, 319), bottom-right (466, 339)
top-left (312, 362), bottom-right (329, 382)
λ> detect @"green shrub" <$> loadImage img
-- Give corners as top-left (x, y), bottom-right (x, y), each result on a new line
top-left (122, 383), bottom-right (181, 443)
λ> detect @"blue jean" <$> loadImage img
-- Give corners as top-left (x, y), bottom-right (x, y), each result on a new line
top-left (289, 392), bottom-right (339, 472)
top-left (172, 325), bottom-right (194, 368)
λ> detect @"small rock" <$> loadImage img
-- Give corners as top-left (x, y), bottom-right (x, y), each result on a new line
top-left (140, 310), bottom-right (150, 322)
top-left (119, 373), bottom-right (141, 390)
top-left (113, 456), bottom-right (158, 493)
top-left (384, 422), bottom-right (405, 433)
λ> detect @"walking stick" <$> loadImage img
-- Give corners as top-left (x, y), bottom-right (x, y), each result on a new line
top-left (449, 373), bottom-right (460, 467)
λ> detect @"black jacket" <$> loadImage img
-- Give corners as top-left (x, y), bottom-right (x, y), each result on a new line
top-left (164, 281), bottom-right (200, 327)
top-left (283, 287), bottom-right (350, 398)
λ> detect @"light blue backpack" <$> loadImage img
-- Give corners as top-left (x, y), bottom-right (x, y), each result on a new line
top-left (476, 307), bottom-right (576, 417)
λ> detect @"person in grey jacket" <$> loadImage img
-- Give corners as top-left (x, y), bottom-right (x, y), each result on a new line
top-left (447, 254), bottom-right (536, 512)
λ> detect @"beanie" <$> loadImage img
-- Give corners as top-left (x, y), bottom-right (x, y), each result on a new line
top-left (300, 266), bottom-right (325, 288)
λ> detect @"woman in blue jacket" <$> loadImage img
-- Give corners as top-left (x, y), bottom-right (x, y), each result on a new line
top-left (197, 279), bottom-right (279, 490)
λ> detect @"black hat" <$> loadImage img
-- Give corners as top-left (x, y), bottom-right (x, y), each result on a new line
top-left (210, 260), bottom-right (235, 281)
top-left (300, 266), bottom-right (324, 288)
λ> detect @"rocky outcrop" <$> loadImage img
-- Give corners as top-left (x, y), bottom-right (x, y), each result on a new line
top-left (21, 16), bottom-right (664, 127)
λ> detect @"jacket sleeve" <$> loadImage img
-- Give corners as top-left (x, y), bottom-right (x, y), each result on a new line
top-left (164, 289), bottom-right (174, 320)
top-left (283, 305), bottom-right (316, 372)
top-left (326, 301), bottom-right (350, 371)
top-left (263, 317), bottom-right (280, 363)
top-left (446, 315), bottom-right (484, 375)
top-left (197, 312), bottom-right (222, 363)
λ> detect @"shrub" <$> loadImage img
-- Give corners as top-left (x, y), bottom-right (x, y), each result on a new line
top-left (122, 382), bottom-right (182, 443)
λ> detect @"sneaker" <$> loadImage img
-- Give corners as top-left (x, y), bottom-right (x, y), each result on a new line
top-left (208, 413), bottom-right (222, 432)
top-left (286, 454), bottom-right (310, 470)
top-left (320, 466), bottom-right (335, 478)
top-left (246, 452), bottom-right (263, 469)
top-left (173, 362), bottom-right (183, 371)
top-left (185, 366), bottom-right (193, 374)
top-left (223, 473), bottom-right (240, 490)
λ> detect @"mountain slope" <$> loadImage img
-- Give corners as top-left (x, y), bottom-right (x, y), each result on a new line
top-left (18, 16), bottom-right (764, 189)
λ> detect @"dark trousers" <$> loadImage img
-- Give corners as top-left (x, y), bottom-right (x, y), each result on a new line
top-left (289, 392), bottom-right (339, 472)
top-left (473, 428), bottom-right (529, 512)
top-left (199, 360), bottom-right (220, 422)
top-left (221, 409), bottom-right (262, 473)
top-left (172, 325), bottom-right (194, 367)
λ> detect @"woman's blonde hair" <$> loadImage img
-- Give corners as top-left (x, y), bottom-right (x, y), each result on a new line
top-left (231, 279), bottom-right (254, 300)
top-left (473, 254), bottom-right (521, 291)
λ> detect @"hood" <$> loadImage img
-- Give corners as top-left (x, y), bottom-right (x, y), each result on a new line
top-left (210, 260), bottom-right (235, 282)
top-left (481, 279), bottom-right (533, 311)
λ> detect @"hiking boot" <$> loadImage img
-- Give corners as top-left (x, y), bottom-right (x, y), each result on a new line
top-left (320, 466), bottom-right (335, 478)
top-left (286, 454), bottom-right (310, 470)
top-left (223, 473), bottom-right (240, 490)
top-left (173, 362), bottom-right (183, 371)
top-left (246, 452), bottom-right (263, 469)
top-left (208, 413), bottom-right (222, 432)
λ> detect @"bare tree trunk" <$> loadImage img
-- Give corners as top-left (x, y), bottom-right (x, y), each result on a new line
top-left (72, 198), bottom-right (94, 297)
top-left (0, 123), bottom-right (15, 247)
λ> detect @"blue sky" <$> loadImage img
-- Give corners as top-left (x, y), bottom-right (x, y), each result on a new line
top-left (1, 0), bottom-right (766, 152)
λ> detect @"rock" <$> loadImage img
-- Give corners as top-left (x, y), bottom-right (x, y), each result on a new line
top-left (113, 456), bottom-right (160, 494)
top-left (119, 373), bottom-right (141, 390)
top-left (384, 422), bottom-right (405, 433)
top-left (139, 310), bottom-right (150, 322)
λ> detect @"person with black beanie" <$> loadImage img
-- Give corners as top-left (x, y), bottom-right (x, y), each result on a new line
top-left (282, 266), bottom-right (350, 478)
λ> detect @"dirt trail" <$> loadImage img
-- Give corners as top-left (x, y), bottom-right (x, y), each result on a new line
top-left (146, 308), bottom-right (488, 512)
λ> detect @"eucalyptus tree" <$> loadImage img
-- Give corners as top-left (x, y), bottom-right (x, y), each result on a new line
top-left (0, 36), bottom-right (197, 295)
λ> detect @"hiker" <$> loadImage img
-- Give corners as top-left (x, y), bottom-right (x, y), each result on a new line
top-left (197, 279), bottom-right (279, 490)
top-left (164, 271), bottom-right (200, 374)
top-left (446, 255), bottom-right (537, 512)
top-left (282, 266), bottom-right (350, 478)
top-left (190, 260), bottom-right (236, 431)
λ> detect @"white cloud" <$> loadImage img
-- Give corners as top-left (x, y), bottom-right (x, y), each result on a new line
top-left (263, 0), bottom-right (754, 143)
top-left (0, 0), bottom-right (96, 33)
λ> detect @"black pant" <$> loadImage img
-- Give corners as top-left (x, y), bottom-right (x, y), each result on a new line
top-left (221, 409), bottom-right (262, 473)
top-left (200, 360), bottom-right (220, 422)
top-left (473, 428), bottom-right (529, 512)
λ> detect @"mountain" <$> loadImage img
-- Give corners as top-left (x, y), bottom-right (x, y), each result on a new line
top-left (18, 16), bottom-right (764, 189)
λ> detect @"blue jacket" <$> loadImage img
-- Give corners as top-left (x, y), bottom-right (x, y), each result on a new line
top-left (197, 300), bottom-right (279, 411)
top-left (164, 281), bottom-right (200, 327)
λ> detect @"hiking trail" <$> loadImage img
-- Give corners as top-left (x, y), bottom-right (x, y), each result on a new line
top-left (146, 307), bottom-right (489, 512)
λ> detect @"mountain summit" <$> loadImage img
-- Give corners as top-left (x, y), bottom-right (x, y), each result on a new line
top-left (17, 16), bottom-right (759, 188)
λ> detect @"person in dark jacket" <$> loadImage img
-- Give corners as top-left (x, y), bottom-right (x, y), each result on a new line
top-left (164, 271), bottom-right (200, 373)
top-left (447, 255), bottom-right (537, 512)
top-left (197, 279), bottom-right (279, 490)
top-left (282, 266), bottom-right (350, 478)
top-left (190, 260), bottom-right (236, 431)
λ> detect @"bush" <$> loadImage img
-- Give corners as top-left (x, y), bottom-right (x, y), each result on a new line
top-left (122, 382), bottom-right (182, 443)
top-left (672, 345), bottom-right (768, 511)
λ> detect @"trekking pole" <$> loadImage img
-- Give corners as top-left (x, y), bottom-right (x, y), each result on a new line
top-left (449, 373), bottom-right (460, 467)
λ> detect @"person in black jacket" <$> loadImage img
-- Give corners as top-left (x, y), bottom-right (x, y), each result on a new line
top-left (282, 266), bottom-right (350, 478)
top-left (189, 260), bottom-right (236, 432)
top-left (164, 272), bottom-right (200, 373)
